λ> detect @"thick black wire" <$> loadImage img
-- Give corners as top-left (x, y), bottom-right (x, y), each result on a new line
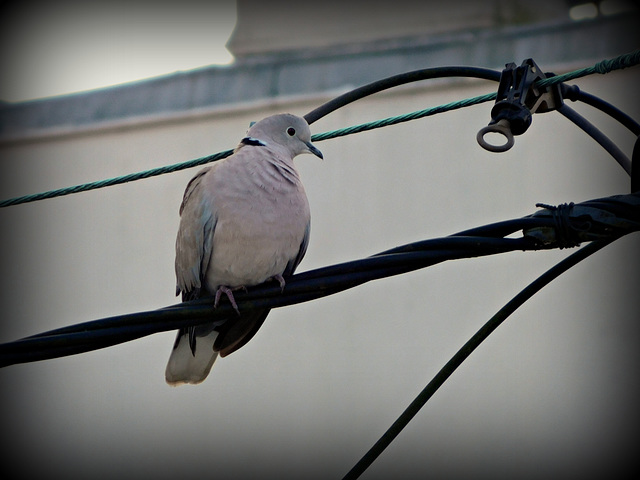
top-left (341, 237), bottom-right (617, 480)
top-left (562, 84), bottom-right (640, 136)
top-left (17, 218), bottom-right (543, 338)
top-left (0, 196), bottom-right (636, 366)
top-left (557, 103), bottom-right (632, 175)
top-left (0, 235), bottom-right (540, 367)
top-left (304, 65), bottom-right (638, 182)
top-left (3, 188), bottom-right (638, 368)
top-left (304, 66), bottom-right (501, 124)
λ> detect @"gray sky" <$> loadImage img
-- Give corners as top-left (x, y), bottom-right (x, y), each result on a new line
top-left (0, 0), bottom-right (236, 102)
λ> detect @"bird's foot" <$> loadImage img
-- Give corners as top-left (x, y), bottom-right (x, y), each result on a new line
top-left (268, 274), bottom-right (286, 292)
top-left (214, 285), bottom-right (247, 315)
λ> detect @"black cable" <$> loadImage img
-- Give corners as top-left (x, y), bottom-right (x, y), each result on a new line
top-left (0, 236), bottom-right (537, 367)
top-left (557, 103), bottom-right (632, 175)
top-left (561, 83), bottom-right (640, 192)
top-left (341, 237), bottom-right (617, 480)
top-left (302, 65), bottom-right (639, 183)
top-left (3, 192), bottom-right (638, 368)
top-left (304, 66), bottom-right (501, 124)
top-left (562, 84), bottom-right (640, 136)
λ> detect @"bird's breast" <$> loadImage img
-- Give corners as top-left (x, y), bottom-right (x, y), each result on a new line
top-left (204, 164), bottom-right (309, 290)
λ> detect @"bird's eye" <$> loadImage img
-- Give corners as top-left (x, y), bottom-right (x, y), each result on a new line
top-left (286, 127), bottom-right (296, 136)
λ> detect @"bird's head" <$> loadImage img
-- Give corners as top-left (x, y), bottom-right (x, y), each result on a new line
top-left (243, 113), bottom-right (323, 160)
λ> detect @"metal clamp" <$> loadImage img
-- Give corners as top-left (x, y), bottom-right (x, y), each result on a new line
top-left (478, 59), bottom-right (563, 153)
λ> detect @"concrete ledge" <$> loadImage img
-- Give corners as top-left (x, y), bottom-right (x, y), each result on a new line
top-left (0, 14), bottom-right (637, 142)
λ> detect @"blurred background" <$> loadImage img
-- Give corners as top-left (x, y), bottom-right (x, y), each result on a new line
top-left (1, 1), bottom-right (638, 479)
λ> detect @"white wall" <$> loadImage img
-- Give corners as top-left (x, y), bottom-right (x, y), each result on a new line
top-left (1, 69), bottom-right (638, 478)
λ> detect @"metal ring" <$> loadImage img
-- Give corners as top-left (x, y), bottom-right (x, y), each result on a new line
top-left (476, 120), bottom-right (515, 153)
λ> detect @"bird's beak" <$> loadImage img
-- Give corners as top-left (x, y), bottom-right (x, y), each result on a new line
top-left (305, 141), bottom-right (323, 159)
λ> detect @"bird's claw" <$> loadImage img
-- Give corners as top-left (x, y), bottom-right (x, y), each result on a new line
top-left (269, 274), bottom-right (286, 292)
top-left (214, 285), bottom-right (247, 316)
top-left (213, 275), bottom-right (284, 316)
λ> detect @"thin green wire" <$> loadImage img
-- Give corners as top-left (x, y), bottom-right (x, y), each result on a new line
top-left (1, 50), bottom-right (638, 209)
top-left (0, 91), bottom-right (489, 208)
top-left (537, 49), bottom-right (640, 87)
top-left (0, 149), bottom-right (234, 208)
top-left (310, 92), bottom-right (497, 142)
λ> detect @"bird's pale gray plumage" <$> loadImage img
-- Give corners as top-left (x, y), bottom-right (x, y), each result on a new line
top-left (165, 113), bottom-right (322, 386)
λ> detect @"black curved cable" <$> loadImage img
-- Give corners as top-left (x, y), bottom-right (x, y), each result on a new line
top-left (303, 64), bottom-right (639, 183)
top-left (341, 237), bottom-right (617, 480)
top-left (562, 84), bottom-right (640, 136)
top-left (3, 189), bottom-right (637, 368)
top-left (304, 66), bottom-right (501, 124)
top-left (0, 235), bottom-right (537, 367)
top-left (557, 103), bottom-right (632, 175)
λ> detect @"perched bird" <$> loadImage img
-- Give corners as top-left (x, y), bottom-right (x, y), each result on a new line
top-left (165, 113), bottom-right (322, 386)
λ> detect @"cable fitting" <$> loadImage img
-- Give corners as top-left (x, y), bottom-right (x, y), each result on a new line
top-left (524, 194), bottom-right (640, 248)
top-left (526, 203), bottom-right (582, 248)
top-left (477, 58), bottom-right (563, 153)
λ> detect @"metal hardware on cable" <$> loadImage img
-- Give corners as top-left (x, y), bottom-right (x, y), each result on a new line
top-left (523, 193), bottom-right (640, 248)
top-left (477, 58), bottom-right (563, 153)
top-left (529, 202), bottom-right (581, 249)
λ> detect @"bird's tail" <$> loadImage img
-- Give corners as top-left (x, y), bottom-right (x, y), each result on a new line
top-left (165, 325), bottom-right (219, 386)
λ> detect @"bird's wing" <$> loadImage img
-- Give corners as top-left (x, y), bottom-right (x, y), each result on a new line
top-left (285, 221), bottom-right (310, 276)
top-left (174, 166), bottom-right (216, 300)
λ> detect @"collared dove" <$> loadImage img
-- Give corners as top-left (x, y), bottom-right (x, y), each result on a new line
top-left (165, 113), bottom-right (323, 386)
